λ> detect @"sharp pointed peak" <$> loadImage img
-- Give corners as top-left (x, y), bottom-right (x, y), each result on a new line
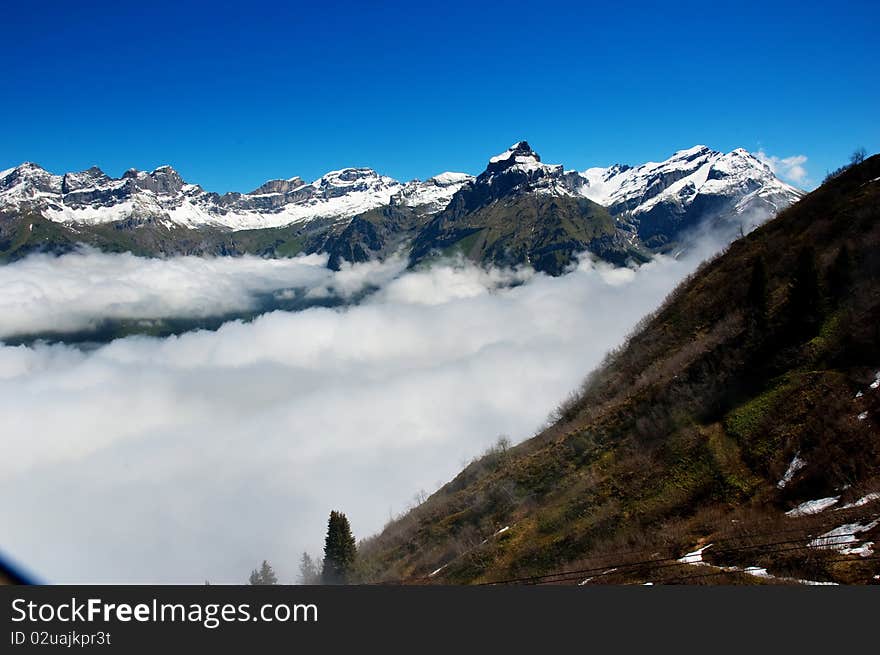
top-left (489, 141), bottom-right (539, 164)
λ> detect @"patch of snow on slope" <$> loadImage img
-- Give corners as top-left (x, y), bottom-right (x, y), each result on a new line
top-left (785, 496), bottom-right (840, 517)
top-left (841, 542), bottom-right (874, 557)
top-left (810, 518), bottom-right (880, 550)
top-left (777, 452), bottom-right (806, 489)
top-left (837, 492), bottom-right (880, 510)
top-left (678, 544), bottom-right (713, 565)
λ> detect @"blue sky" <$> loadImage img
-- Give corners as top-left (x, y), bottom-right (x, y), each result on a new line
top-left (2, 0), bottom-right (877, 192)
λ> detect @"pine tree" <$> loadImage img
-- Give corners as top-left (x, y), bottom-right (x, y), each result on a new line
top-left (746, 255), bottom-right (768, 330)
top-left (322, 511), bottom-right (357, 584)
top-left (298, 552), bottom-right (320, 585)
top-left (248, 560), bottom-right (278, 585)
top-left (259, 560), bottom-right (278, 585)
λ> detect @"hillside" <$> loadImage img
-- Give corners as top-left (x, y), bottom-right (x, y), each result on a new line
top-left (410, 192), bottom-right (640, 275)
top-left (357, 155), bottom-right (880, 585)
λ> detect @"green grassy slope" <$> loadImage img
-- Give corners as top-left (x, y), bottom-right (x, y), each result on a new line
top-left (357, 155), bottom-right (880, 585)
top-left (410, 193), bottom-right (647, 275)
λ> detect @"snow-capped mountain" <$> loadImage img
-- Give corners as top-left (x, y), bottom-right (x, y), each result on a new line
top-left (420, 141), bottom-right (801, 235)
top-left (409, 141), bottom-right (804, 273)
top-left (0, 142), bottom-right (804, 272)
top-left (0, 163), bottom-right (472, 231)
top-left (409, 142), bottom-right (639, 274)
top-left (463, 141), bottom-right (584, 204)
top-left (579, 145), bottom-right (803, 244)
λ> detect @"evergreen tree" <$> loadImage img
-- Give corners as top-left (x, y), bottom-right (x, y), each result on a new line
top-left (248, 560), bottom-right (278, 585)
top-left (259, 560), bottom-right (278, 585)
top-left (298, 552), bottom-right (320, 585)
top-left (322, 511), bottom-right (357, 584)
top-left (746, 255), bottom-right (768, 330)
top-left (826, 244), bottom-right (852, 307)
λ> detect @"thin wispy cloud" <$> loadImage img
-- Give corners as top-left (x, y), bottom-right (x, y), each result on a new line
top-left (754, 149), bottom-right (810, 186)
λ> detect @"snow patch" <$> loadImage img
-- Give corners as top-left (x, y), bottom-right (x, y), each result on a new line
top-left (739, 566), bottom-right (837, 585)
top-left (837, 492), bottom-right (880, 510)
top-left (678, 544), bottom-right (713, 565)
top-left (785, 496), bottom-right (840, 517)
top-left (810, 518), bottom-right (880, 550)
top-left (777, 452), bottom-right (806, 489)
top-left (841, 542), bottom-right (874, 557)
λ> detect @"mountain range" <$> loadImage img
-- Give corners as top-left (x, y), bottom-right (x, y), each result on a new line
top-left (0, 143), bottom-right (802, 274)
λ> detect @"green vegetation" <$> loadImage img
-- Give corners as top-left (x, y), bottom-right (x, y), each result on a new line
top-left (411, 194), bottom-right (647, 275)
top-left (321, 511), bottom-right (357, 584)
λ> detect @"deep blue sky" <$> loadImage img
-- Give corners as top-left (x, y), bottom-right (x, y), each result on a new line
top-left (2, 0), bottom-right (877, 192)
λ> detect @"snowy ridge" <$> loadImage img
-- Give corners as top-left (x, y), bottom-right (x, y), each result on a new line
top-left (579, 146), bottom-right (803, 218)
top-left (394, 172), bottom-right (474, 213)
top-left (0, 163), bottom-right (472, 232)
top-left (0, 142), bottom-right (802, 234)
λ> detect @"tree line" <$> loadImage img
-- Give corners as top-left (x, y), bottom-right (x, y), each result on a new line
top-left (247, 510), bottom-right (358, 585)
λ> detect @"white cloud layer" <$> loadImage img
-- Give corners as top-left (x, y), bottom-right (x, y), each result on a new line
top-left (0, 248), bottom-right (406, 338)
top-left (754, 149), bottom-right (809, 186)
top-left (0, 240), bottom-right (727, 583)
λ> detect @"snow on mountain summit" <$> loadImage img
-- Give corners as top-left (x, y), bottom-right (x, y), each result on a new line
top-left (579, 145), bottom-right (802, 218)
top-left (0, 143), bottom-right (802, 236)
top-left (0, 162), bottom-right (470, 231)
top-left (485, 141), bottom-right (561, 177)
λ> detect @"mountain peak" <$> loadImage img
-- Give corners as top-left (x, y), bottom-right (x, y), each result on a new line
top-left (669, 145), bottom-right (714, 162)
top-left (488, 141), bottom-right (540, 167)
top-left (150, 164), bottom-right (182, 178)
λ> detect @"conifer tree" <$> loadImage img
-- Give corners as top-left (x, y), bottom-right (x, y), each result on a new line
top-left (298, 552), bottom-right (320, 585)
top-left (248, 560), bottom-right (278, 585)
top-left (322, 511), bottom-right (357, 584)
top-left (259, 559), bottom-right (278, 585)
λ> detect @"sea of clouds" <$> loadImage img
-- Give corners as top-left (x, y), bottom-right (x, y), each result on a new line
top-left (0, 237), bottom-right (726, 583)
